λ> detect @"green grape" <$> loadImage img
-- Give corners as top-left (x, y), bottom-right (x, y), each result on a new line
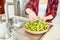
top-left (36, 25), bottom-right (40, 31)
top-left (43, 22), bottom-right (49, 30)
top-left (25, 17), bottom-right (49, 31)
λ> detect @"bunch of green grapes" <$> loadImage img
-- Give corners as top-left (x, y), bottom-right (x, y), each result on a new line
top-left (25, 17), bottom-right (49, 31)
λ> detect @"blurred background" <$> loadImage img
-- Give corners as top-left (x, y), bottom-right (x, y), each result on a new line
top-left (6, 0), bottom-right (60, 17)
top-left (0, 0), bottom-right (60, 17)
top-left (0, 0), bottom-right (60, 24)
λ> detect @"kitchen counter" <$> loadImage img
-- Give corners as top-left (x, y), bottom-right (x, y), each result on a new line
top-left (42, 16), bottom-right (60, 40)
top-left (0, 16), bottom-right (60, 40)
top-left (10, 16), bottom-right (60, 40)
top-left (11, 25), bottom-right (53, 40)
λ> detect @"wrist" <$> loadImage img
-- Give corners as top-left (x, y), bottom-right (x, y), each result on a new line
top-left (46, 15), bottom-right (53, 19)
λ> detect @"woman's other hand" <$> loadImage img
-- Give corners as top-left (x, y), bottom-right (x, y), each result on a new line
top-left (42, 15), bottom-right (53, 22)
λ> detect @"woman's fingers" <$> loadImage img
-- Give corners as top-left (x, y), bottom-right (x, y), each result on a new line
top-left (29, 14), bottom-right (35, 21)
top-left (31, 12), bottom-right (38, 20)
top-left (29, 13), bottom-right (38, 21)
top-left (42, 17), bottom-right (47, 22)
top-left (26, 8), bottom-right (38, 21)
top-left (43, 19), bottom-right (46, 22)
top-left (32, 13), bottom-right (38, 20)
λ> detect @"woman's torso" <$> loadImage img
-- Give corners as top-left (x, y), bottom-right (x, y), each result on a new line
top-left (38, 0), bottom-right (48, 18)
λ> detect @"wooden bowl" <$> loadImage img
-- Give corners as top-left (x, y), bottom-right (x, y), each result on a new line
top-left (24, 26), bottom-right (49, 34)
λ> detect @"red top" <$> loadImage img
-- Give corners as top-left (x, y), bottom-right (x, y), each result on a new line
top-left (25, 0), bottom-right (59, 22)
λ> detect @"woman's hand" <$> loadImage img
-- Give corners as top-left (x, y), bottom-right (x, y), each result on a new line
top-left (26, 8), bottom-right (38, 21)
top-left (42, 15), bottom-right (53, 22)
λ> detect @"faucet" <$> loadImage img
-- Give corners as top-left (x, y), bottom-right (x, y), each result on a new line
top-left (5, 2), bottom-right (14, 34)
top-left (0, 2), bottom-right (15, 40)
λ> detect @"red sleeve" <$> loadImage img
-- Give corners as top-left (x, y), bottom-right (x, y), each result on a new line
top-left (24, 0), bottom-right (34, 15)
top-left (46, 0), bottom-right (59, 20)
top-left (24, 0), bottom-right (39, 15)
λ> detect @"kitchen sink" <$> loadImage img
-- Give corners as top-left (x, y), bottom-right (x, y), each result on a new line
top-left (9, 16), bottom-right (29, 28)
top-left (1, 15), bottom-right (29, 29)
top-left (0, 16), bottom-right (30, 40)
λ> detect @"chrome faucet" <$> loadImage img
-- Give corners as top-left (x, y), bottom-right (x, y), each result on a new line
top-left (5, 2), bottom-right (14, 34)
top-left (4, 2), bottom-right (15, 40)
top-left (0, 2), bottom-right (15, 40)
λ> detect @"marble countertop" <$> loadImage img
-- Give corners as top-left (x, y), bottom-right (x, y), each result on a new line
top-left (0, 16), bottom-right (60, 40)
top-left (11, 16), bottom-right (60, 40)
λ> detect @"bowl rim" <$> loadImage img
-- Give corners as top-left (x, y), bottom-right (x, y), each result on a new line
top-left (24, 26), bottom-right (49, 34)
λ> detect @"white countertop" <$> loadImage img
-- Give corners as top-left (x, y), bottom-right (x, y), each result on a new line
top-left (42, 16), bottom-right (60, 40)
top-left (11, 16), bottom-right (60, 40)
top-left (0, 16), bottom-right (60, 40)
